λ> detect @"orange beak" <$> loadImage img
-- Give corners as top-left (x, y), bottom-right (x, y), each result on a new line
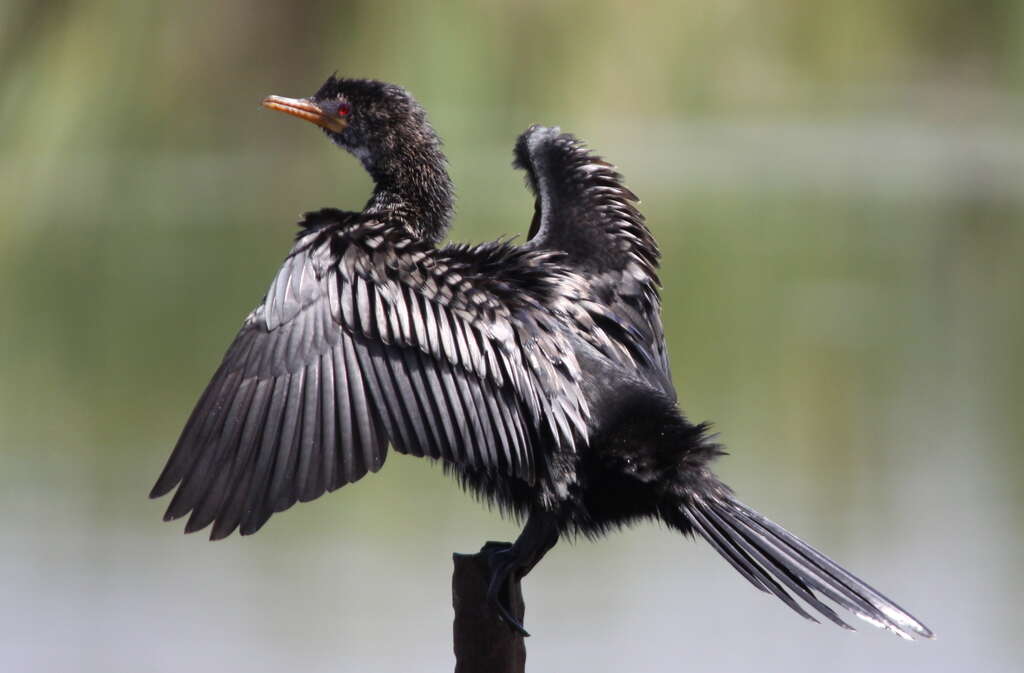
top-left (261, 95), bottom-right (348, 133)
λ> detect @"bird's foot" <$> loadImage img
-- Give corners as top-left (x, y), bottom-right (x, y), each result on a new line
top-left (482, 541), bottom-right (530, 637)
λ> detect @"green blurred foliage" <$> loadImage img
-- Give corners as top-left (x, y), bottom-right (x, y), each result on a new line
top-left (0, 2), bottom-right (1021, 672)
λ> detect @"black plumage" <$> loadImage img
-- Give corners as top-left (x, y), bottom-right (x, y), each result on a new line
top-left (151, 76), bottom-right (932, 640)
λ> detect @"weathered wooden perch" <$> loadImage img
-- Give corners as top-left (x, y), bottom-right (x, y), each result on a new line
top-left (453, 542), bottom-right (526, 673)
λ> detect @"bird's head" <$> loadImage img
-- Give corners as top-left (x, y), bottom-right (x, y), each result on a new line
top-left (262, 75), bottom-right (439, 177)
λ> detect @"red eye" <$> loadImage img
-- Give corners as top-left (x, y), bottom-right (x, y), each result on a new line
top-left (338, 102), bottom-right (351, 116)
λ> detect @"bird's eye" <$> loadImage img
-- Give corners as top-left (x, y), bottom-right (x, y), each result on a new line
top-left (338, 102), bottom-right (351, 116)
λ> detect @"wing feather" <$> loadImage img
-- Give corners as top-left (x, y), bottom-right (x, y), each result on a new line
top-left (298, 361), bottom-right (324, 502)
top-left (318, 350), bottom-right (339, 489)
top-left (515, 125), bottom-right (671, 386)
top-left (152, 220), bottom-right (590, 537)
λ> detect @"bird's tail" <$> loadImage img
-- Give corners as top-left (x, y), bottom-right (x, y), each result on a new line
top-left (673, 490), bottom-right (933, 640)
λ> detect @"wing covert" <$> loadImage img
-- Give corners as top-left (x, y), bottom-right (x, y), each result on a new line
top-left (151, 216), bottom-right (590, 538)
top-left (514, 126), bottom-right (671, 382)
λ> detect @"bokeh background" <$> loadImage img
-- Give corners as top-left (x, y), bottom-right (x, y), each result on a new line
top-left (2, 1), bottom-right (1022, 671)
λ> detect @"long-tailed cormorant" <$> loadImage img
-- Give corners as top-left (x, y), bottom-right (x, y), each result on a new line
top-left (150, 76), bottom-right (933, 640)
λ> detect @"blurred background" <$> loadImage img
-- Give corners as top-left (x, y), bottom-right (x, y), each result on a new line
top-left (1, 1), bottom-right (1022, 671)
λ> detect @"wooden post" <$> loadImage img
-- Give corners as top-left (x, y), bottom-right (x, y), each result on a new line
top-left (452, 542), bottom-right (526, 673)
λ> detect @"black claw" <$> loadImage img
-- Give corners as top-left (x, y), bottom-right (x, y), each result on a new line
top-left (497, 604), bottom-right (531, 637)
top-left (488, 582), bottom-right (531, 637)
top-left (483, 543), bottom-right (531, 637)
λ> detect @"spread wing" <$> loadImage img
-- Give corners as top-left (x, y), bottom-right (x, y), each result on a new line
top-left (150, 215), bottom-right (590, 539)
top-left (514, 126), bottom-right (671, 385)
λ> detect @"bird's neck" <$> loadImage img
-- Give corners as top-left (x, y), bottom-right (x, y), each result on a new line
top-left (362, 141), bottom-right (453, 244)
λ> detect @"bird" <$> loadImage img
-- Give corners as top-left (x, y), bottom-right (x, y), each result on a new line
top-left (150, 75), bottom-right (933, 641)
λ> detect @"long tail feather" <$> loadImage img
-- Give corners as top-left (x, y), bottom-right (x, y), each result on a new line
top-left (680, 493), bottom-right (934, 640)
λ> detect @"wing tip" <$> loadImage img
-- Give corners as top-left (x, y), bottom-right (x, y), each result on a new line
top-left (149, 474), bottom-right (179, 500)
top-left (512, 124), bottom-right (565, 170)
top-left (208, 527), bottom-right (234, 541)
top-left (161, 508), bottom-right (183, 523)
top-left (156, 494), bottom-right (236, 542)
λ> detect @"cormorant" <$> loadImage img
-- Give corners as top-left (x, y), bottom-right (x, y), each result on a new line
top-left (150, 76), bottom-right (933, 640)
